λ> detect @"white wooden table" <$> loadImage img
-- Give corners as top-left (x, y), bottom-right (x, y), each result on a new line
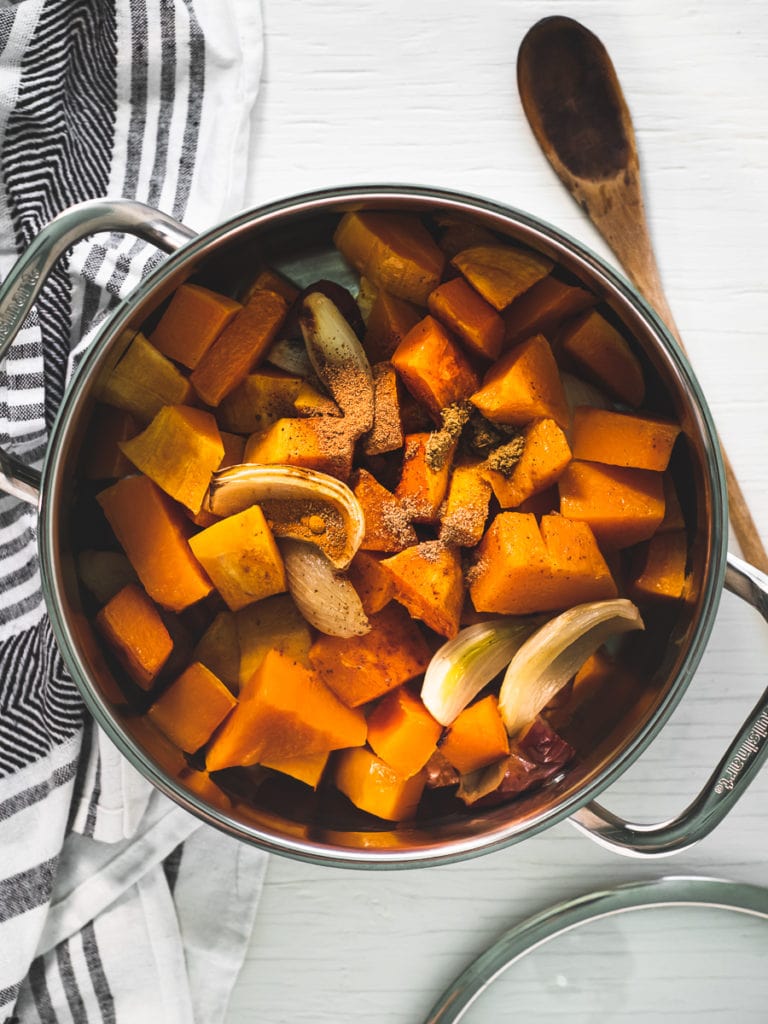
top-left (227, 1), bottom-right (768, 1020)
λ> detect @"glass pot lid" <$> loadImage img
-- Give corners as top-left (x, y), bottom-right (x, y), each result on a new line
top-left (425, 877), bottom-right (768, 1023)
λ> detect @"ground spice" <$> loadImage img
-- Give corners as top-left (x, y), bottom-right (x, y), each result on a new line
top-left (486, 435), bottom-right (526, 477)
top-left (425, 401), bottom-right (472, 471)
top-left (262, 499), bottom-right (348, 564)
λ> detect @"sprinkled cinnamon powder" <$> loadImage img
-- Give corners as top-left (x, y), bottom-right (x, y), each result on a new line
top-left (486, 435), bottom-right (525, 477)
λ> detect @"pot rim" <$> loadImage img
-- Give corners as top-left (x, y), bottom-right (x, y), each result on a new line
top-left (39, 184), bottom-right (729, 867)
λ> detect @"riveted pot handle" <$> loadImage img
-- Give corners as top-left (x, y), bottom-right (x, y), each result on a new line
top-left (0, 198), bottom-right (197, 505)
top-left (570, 552), bottom-right (768, 857)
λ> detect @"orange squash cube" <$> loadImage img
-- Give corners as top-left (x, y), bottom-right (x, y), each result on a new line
top-left (217, 368), bottom-right (304, 435)
top-left (439, 462), bottom-right (492, 547)
top-left (346, 550), bottom-right (396, 616)
top-left (353, 469), bottom-right (417, 552)
top-left (364, 289), bottom-right (421, 363)
top-left (97, 475), bottom-right (213, 611)
top-left (334, 747), bottom-right (426, 821)
top-left (309, 602), bottom-right (431, 708)
top-left (367, 687), bottom-right (443, 778)
top-left (219, 431), bottom-right (246, 469)
top-left (395, 432), bottom-right (455, 523)
top-left (192, 610), bottom-right (240, 692)
top-left (95, 583), bottom-right (173, 689)
top-left (96, 332), bottom-right (194, 424)
top-left (561, 310), bottom-right (645, 408)
top-left (151, 283), bottom-right (242, 369)
top-left (235, 593), bottom-right (312, 688)
top-left (363, 362), bottom-right (404, 457)
top-left (189, 504), bottom-right (286, 611)
top-left (483, 417), bottom-right (572, 508)
top-left (380, 541), bottom-right (464, 638)
top-left (470, 334), bottom-right (569, 430)
top-left (119, 405), bottom-right (224, 514)
top-left (628, 529), bottom-right (688, 602)
top-left (439, 695), bottom-right (510, 774)
top-left (571, 407), bottom-right (680, 472)
top-left (244, 417), bottom-right (354, 481)
top-left (658, 472), bottom-right (685, 533)
top-left (469, 512), bottom-right (617, 615)
top-left (243, 267), bottom-right (300, 306)
top-left (391, 315), bottom-right (480, 421)
top-left (293, 381), bottom-right (340, 417)
top-left (205, 649), bottom-right (367, 771)
top-left (83, 405), bottom-right (139, 479)
top-left (559, 460), bottom-right (665, 549)
top-left (261, 750), bottom-right (329, 789)
top-left (451, 243), bottom-right (553, 311)
top-left (190, 289), bottom-right (288, 406)
top-left (502, 276), bottom-right (597, 346)
top-left (334, 211), bottom-right (445, 306)
top-left (148, 661), bottom-right (237, 752)
top-left (427, 277), bottom-right (505, 360)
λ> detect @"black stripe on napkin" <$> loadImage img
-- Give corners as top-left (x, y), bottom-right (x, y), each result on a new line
top-left (0, 757), bottom-right (78, 822)
top-left (82, 922), bottom-right (116, 1023)
top-left (0, 858), bottom-right (58, 924)
top-left (55, 943), bottom-right (86, 1023)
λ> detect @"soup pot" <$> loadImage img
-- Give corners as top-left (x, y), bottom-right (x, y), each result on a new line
top-left (1, 185), bottom-right (766, 867)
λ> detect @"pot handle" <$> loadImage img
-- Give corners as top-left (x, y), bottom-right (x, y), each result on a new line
top-left (0, 198), bottom-right (197, 505)
top-left (570, 551), bottom-right (768, 857)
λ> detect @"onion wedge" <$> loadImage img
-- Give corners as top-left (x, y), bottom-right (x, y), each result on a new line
top-left (498, 598), bottom-right (644, 736)
top-left (280, 539), bottom-right (370, 638)
top-left (206, 464), bottom-right (364, 570)
top-left (299, 292), bottom-right (374, 436)
top-left (421, 618), bottom-right (543, 726)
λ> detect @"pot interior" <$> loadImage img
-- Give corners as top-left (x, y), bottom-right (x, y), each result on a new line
top-left (43, 189), bottom-right (726, 865)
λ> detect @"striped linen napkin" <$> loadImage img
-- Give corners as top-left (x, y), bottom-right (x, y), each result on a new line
top-left (0, 2), bottom-right (269, 1020)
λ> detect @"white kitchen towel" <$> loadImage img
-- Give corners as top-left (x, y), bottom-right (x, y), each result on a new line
top-left (0, 2), bottom-right (268, 1020)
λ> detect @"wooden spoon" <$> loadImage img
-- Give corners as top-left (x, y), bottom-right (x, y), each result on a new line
top-left (517, 15), bottom-right (768, 573)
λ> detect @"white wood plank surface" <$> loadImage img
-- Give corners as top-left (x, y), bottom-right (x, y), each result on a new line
top-left (227, 1), bottom-right (768, 1020)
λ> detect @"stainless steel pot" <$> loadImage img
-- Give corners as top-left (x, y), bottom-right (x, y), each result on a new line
top-left (2, 185), bottom-right (767, 867)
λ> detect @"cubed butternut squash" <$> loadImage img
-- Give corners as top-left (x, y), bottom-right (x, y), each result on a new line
top-left (260, 750), bottom-right (329, 789)
top-left (151, 283), bottom-right (242, 369)
top-left (83, 405), bottom-right (139, 479)
top-left (366, 687), bottom-right (442, 778)
top-left (470, 334), bottom-right (569, 430)
top-left (188, 504), bottom-right (286, 611)
top-left (502, 276), bottom-right (597, 346)
top-left (192, 610), bottom-right (240, 692)
top-left (427, 277), bottom-right (505, 360)
top-left (391, 315), bottom-right (480, 421)
top-left (346, 550), bottom-right (396, 616)
top-left (205, 649), bottom-right (367, 771)
top-left (364, 289), bottom-right (422, 362)
top-left (97, 475), bottom-right (213, 611)
top-left (353, 469), bottom-right (417, 552)
top-left (571, 406), bottom-right (680, 472)
top-left (469, 512), bottom-right (617, 615)
top-left (628, 529), bottom-right (688, 602)
top-left (439, 695), bottom-right (510, 774)
top-left (334, 747), bottom-right (426, 821)
top-left (363, 362), bottom-right (404, 456)
top-left (243, 267), bottom-right (300, 306)
top-left (235, 593), bottom-right (312, 688)
top-left (483, 417), bottom-right (572, 508)
top-left (119, 404), bottom-right (224, 514)
top-left (439, 463), bottom-right (492, 547)
top-left (334, 211), bottom-right (445, 306)
top-left (380, 541), bottom-right (464, 638)
top-left (96, 331), bottom-right (194, 424)
top-left (217, 369), bottom-right (304, 435)
top-left (558, 460), bottom-right (665, 549)
top-left (219, 431), bottom-right (246, 469)
top-left (293, 381), bottom-right (340, 417)
top-left (148, 661), bottom-right (237, 752)
top-left (95, 583), bottom-right (173, 689)
top-left (395, 432), bottom-right (455, 523)
top-left (309, 602), bottom-right (431, 708)
top-left (190, 289), bottom-right (288, 406)
top-left (244, 417), bottom-right (354, 481)
top-left (560, 309), bottom-right (645, 408)
top-left (658, 472), bottom-right (685, 533)
top-left (451, 243), bottom-right (553, 311)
